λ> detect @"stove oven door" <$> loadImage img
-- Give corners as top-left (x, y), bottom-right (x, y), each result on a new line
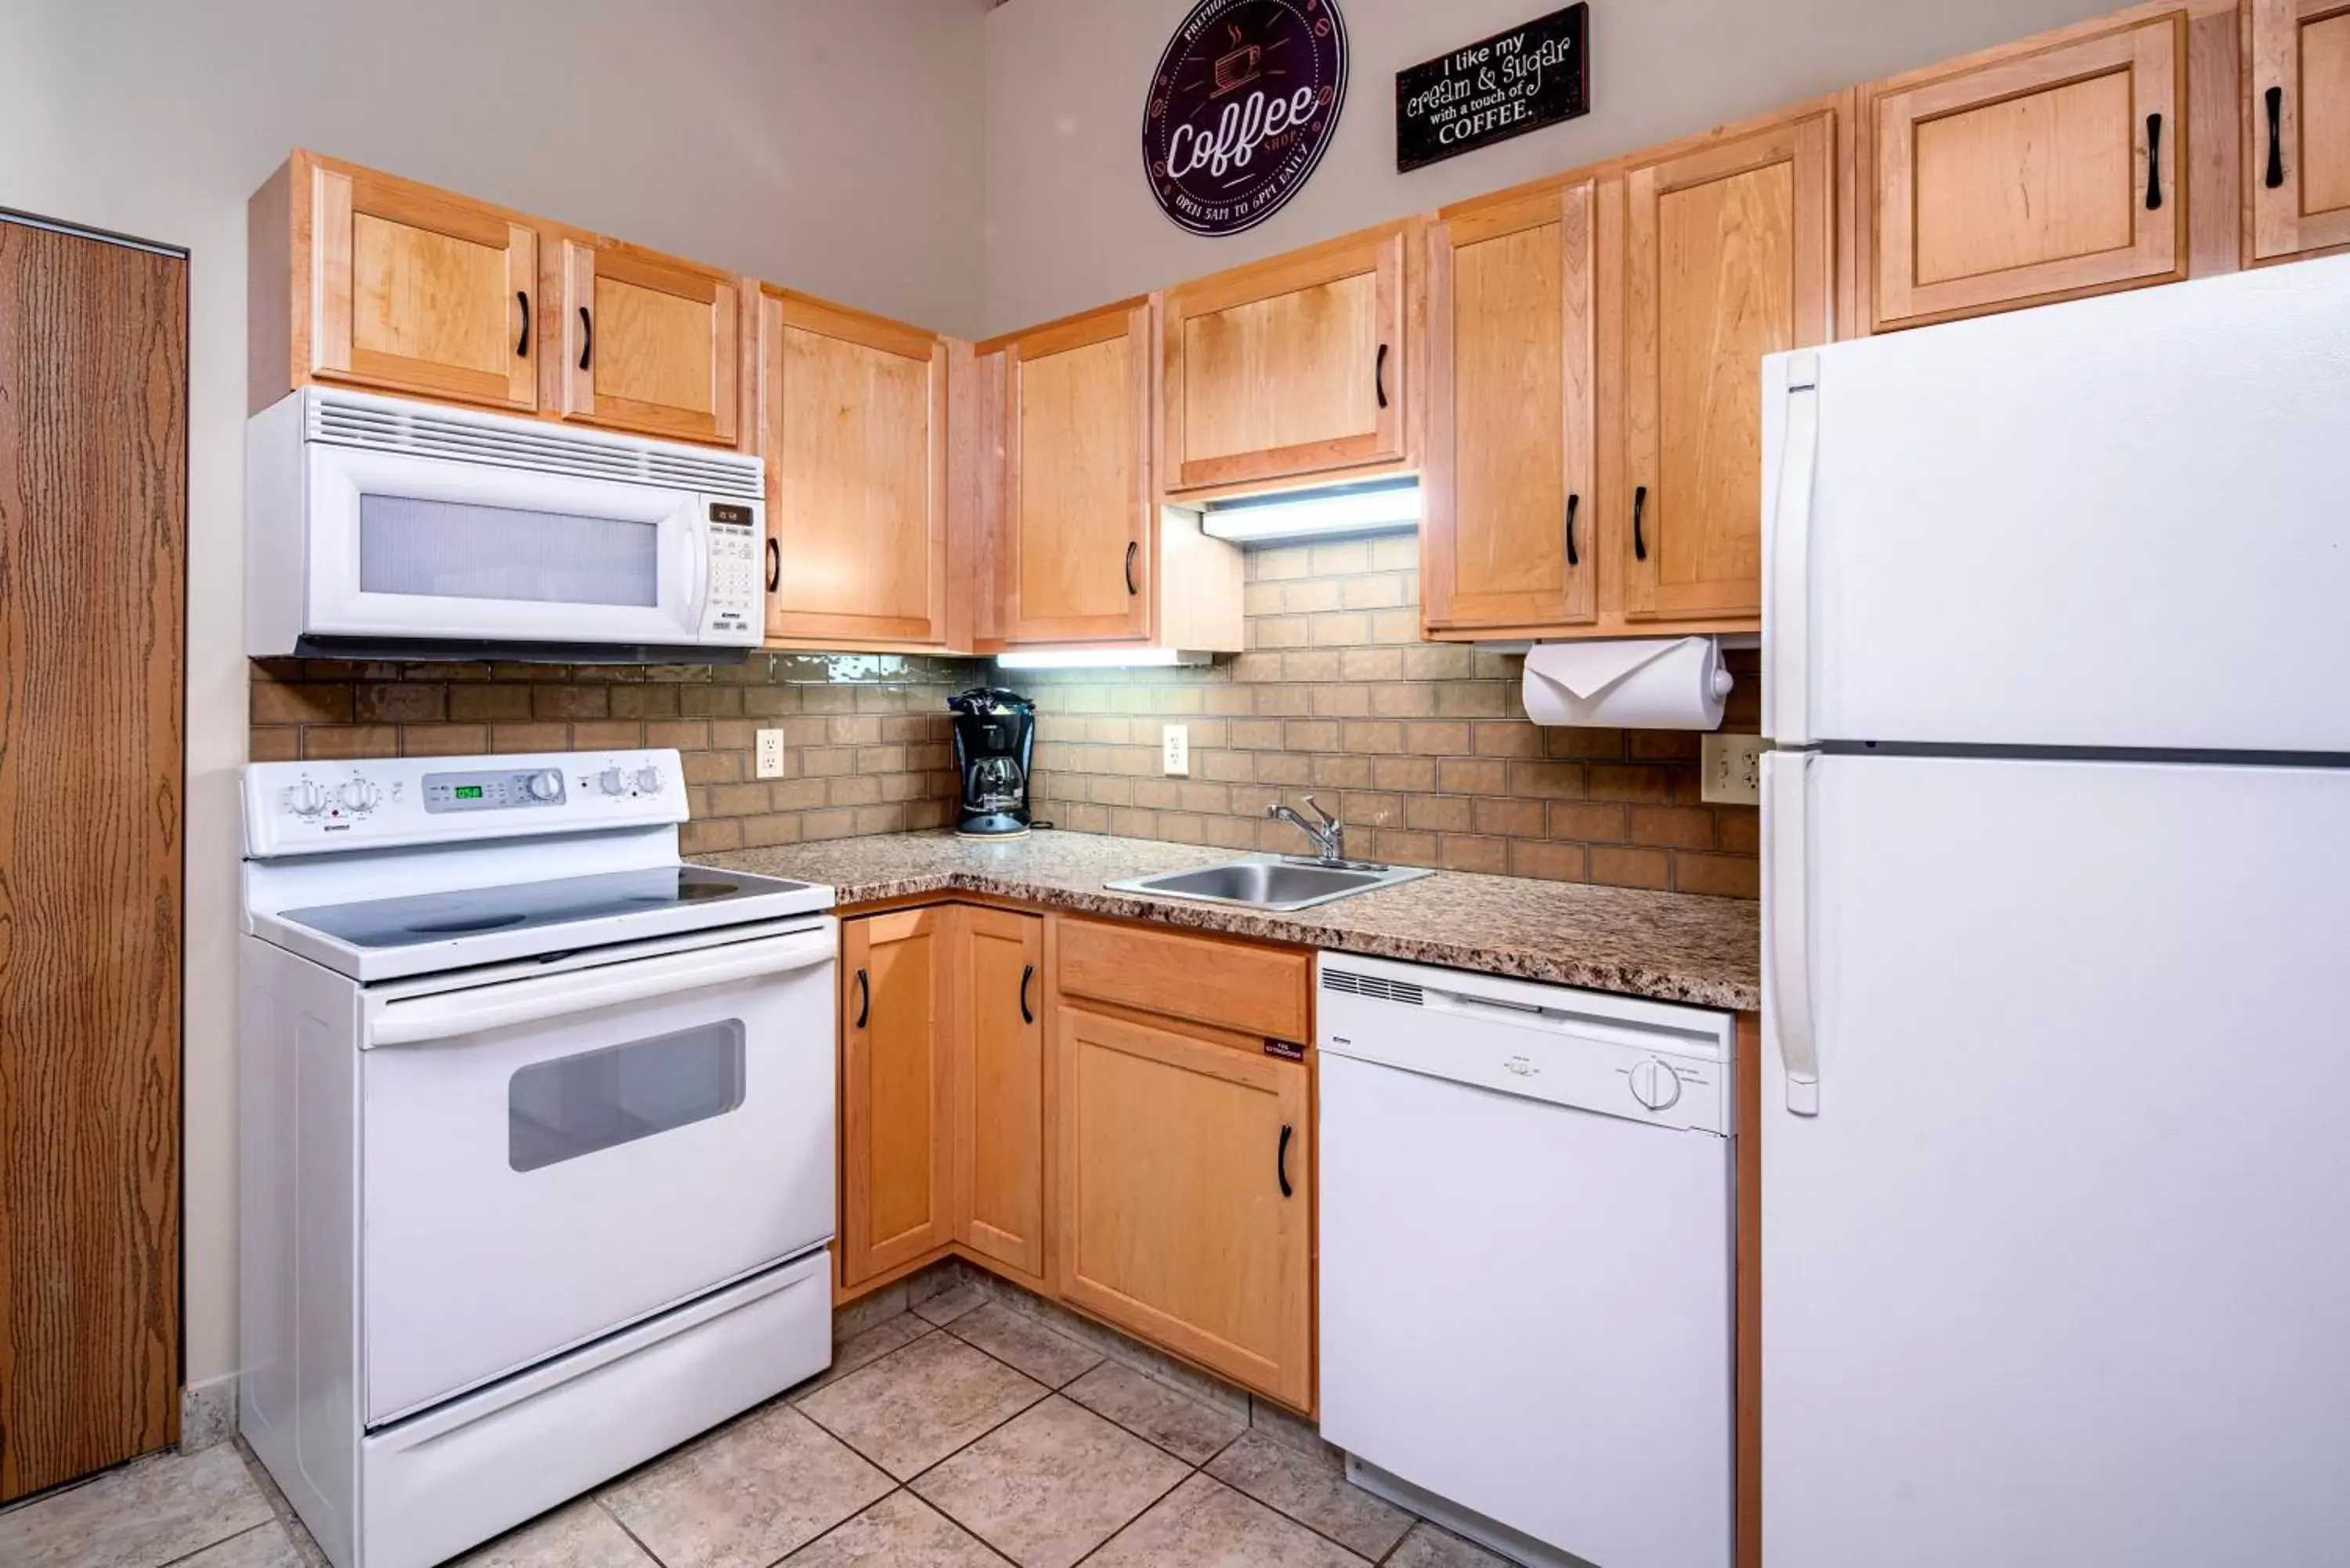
top-left (356, 923), bottom-right (836, 1425)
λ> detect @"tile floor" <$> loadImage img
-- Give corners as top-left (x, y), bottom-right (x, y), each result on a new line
top-left (0, 1292), bottom-right (1507, 1568)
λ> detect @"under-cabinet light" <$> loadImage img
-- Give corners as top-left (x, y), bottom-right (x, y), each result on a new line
top-left (994, 648), bottom-right (1214, 670)
top-left (1198, 477), bottom-right (1420, 544)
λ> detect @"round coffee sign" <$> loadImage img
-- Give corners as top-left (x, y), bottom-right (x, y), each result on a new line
top-left (1143, 0), bottom-right (1349, 237)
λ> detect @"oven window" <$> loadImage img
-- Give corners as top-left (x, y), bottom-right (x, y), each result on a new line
top-left (508, 1021), bottom-right (745, 1172)
top-left (360, 493), bottom-right (660, 607)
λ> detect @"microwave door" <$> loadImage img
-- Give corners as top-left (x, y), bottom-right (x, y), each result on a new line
top-left (305, 445), bottom-right (706, 645)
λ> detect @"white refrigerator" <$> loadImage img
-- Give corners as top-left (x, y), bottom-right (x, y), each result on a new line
top-left (1759, 254), bottom-right (2350, 1567)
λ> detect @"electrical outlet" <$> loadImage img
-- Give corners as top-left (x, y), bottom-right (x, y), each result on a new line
top-left (1701, 733), bottom-right (1766, 806)
top-left (755, 728), bottom-right (786, 780)
top-left (1161, 724), bottom-right (1190, 776)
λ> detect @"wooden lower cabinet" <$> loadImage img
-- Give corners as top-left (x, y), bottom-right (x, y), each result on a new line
top-left (1054, 1003), bottom-right (1314, 1411)
top-left (954, 908), bottom-right (1048, 1281)
top-left (840, 908), bottom-right (956, 1286)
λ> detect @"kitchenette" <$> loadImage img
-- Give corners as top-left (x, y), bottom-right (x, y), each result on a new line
top-left (2, 2), bottom-right (2347, 1567)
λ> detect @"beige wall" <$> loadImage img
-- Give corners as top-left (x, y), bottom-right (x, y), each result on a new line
top-left (980, 0), bottom-right (2120, 331)
top-left (0, 0), bottom-right (991, 1391)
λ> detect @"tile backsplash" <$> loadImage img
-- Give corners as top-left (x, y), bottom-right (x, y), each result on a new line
top-left (248, 537), bottom-right (1760, 898)
top-left (1018, 537), bottom-right (1761, 898)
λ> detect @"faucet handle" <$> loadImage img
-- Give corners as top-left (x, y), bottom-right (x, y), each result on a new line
top-left (1298, 793), bottom-right (1339, 828)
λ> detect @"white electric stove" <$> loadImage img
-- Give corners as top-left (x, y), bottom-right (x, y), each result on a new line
top-left (239, 750), bottom-right (838, 1568)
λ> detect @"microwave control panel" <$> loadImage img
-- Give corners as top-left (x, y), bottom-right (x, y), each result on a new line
top-left (701, 500), bottom-right (765, 642)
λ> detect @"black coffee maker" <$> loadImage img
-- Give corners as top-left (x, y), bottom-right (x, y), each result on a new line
top-left (949, 688), bottom-right (1036, 839)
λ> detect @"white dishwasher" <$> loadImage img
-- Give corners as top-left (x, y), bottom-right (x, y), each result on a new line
top-left (1318, 953), bottom-right (1736, 1568)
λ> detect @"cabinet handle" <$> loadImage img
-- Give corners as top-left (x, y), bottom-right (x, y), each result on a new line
top-left (1125, 540), bottom-right (1140, 596)
top-left (2266, 86), bottom-right (2286, 191)
top-left (515, 291), bottom-right (530, 358)
top-left (1632, 484), bottom-right (1649, 563)
top-left (1277, 1124), bottom-right (1294, 1198)
top-left (578, 305), bottom-right (593, 371)
top-left (765, 537), bottom-right (780, 592)
top-left (1375, 342), bottom-right (1390, 410)
top-left (1564, 492), bottom-right (1580, 568)
top-left (1019, 963), bottom-right (1036, 1024)
top-left (853, 967), bottom-right (869, 1028)
top-left (2144, 112), bottom-right (2163, 211)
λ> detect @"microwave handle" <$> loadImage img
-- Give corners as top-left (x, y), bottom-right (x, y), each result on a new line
top-left (682, 507), bottom-right (709, 627)
top-left (369, 929), bottom-right (834, 1046)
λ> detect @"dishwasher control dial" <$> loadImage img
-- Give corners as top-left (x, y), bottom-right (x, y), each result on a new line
top-left (1629, 1058), bottom-right (1682, 1111)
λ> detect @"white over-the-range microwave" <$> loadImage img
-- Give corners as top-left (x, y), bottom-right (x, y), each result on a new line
top-left (247, 388), bottom-right (766, 660)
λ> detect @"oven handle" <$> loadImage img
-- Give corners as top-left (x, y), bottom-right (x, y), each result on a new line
top-left (368, 929), bottom-right (835, 1047)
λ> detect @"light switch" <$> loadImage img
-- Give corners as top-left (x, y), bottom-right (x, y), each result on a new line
top-left (1162, 724), bottom-right (1190, 776)
top-left (755, 729), bottom-right (786, 780)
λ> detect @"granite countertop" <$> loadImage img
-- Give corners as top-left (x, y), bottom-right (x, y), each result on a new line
top-left (695, 829), bottom-right (1761, 1013)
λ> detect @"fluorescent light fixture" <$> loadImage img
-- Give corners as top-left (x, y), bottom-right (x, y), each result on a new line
top-left (995, 648), bottom-right (1213, 670)
top-left (1199, 477), bottom-right (1420, 544)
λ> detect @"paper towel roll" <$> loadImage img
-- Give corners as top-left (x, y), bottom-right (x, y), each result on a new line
top-left (1521, 637), bottom-right (1734, 730)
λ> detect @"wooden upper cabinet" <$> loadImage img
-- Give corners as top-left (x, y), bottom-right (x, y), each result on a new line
top-left (954, 908), bottom-right (1047, 1284)
top-left (1623, 110), bottom-right (1835, 625)
top-left (2251, 0), bottom-right (2350, 259)
top-left (1054, 1003), bottom-right (1314, 1410)
top-left (557, 237), bottom-right (742, 445)
top-left (1871, 14), bottom-right (2185, 329)
top-left (840, 909), bottom-right (954, 1288)
top-left (1422, 181), bottom-right (1597, 635)
top-left (302, 159), bottom-right (538, 412)
top-left (1161, 222), bottom-right (1412, 493)
top-left (758, 291), bottom-right (954, 649)
top-left (997, 302), bottom-right (1155, 645)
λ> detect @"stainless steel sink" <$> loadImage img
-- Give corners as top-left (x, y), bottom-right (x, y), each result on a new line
top-left (1104, 854), bottom-right (1433, 912)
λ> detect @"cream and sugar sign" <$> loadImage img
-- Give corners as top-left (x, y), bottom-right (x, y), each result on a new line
top-left (1397, 2), bottom-right (1589, 172)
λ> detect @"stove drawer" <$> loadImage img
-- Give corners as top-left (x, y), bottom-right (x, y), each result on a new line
top-left (357, 931), bottom-right (835, 1425)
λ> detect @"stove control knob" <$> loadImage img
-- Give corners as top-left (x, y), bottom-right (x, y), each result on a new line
top-left (634, 765), bottom-right (664, 794)
top-left (1629, 1058), bottom-right (1682, 1112)
top-left (527, 769), bottom-right (564, 802)
top-left (598, 766), bottom-right (628, 797)
top-left (336, 779), bottom-right (380, 813)
top-left (291, 779), bottom-right (327, 817)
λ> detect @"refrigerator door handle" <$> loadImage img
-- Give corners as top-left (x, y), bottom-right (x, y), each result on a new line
top-left (1769, 352), bottom-right (1821, 746)
top-left (1765, 750), bottom-right (1821, 1115)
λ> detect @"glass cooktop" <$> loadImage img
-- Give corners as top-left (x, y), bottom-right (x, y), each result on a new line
top-left (278, 865), bottom-right (812, 951)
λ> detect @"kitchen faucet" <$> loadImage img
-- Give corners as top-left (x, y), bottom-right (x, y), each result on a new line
top-left (1267, 795), bottom-right (1348, 865)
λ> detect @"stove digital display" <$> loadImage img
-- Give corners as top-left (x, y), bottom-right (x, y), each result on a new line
top-left (453, 785), bottom-right (484, 800)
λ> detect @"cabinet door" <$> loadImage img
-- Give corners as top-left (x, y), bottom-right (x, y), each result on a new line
top-left (954, 908), bottom-right (1047, 1282)
top-left (2251, 0), bottom-right (2350, 259)
top-left (1623, 112), bottom-right (1835, 625)
top-left (1055, 1005), bottom-right (1312, 1408)
top-left (760, 292), bottom-right (951, 647)
top-left (1873, 16), bottom-right (2183, 329)
top-left (841, 909), bottom-right (953, 1285)
top-left (558, 237), bottom-right (742, 445)
top-left (1422, 182), bottom-right (1597, 634)
top-left (309, 164), bottom-right (537, 411)
top-left (1003, 302), bottom-right (1153, 644)
top-left (1162, 225), bottom-right (1408, 492)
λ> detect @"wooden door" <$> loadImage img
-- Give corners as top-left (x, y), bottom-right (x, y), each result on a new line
top-left (1002, 302), bottom-right (1153, 644)
top-left (2252, 0), bottom-right (2350, 258)
top-left (308, 161), bottom-right (537, 410)
top-left (953, 909), bottom-right (1047, 1282)
top-left (840, 909), bottom-right (953, 1286)
top-left (0, 215), bottom-right (185, 1500)
top-left (558, 237), bottom-right (741, 446)
top-left (1873, 15), bottom-right (2185, 328)
top-left (1055, 1005), bottom-right (1312, 1409)
top-left (1162, 224), bottom-right (1408, 493)
top-left (1623, 112), bottom-right (1835, 625)
top-left (760, 291), bottom-right (952, 648)
top-left (1422, 182), bottom-right (1597, 634)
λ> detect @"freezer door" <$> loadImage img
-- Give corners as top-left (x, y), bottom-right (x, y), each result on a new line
top-left (1762, 753), bottom-right (2350, 1567)
top-left (1762, 253), bottom-right (2350, 750)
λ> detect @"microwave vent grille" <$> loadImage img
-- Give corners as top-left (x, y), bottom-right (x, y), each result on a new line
top-left (1321, 969), bottom-right (1423, 1005)
top-left (305, 393), bottom-right (763, 500)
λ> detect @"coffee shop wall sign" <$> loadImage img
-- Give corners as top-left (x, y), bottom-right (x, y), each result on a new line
top-left (1143, 0), bottom-right (1350, 237)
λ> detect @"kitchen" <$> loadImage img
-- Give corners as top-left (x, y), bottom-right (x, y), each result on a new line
top-left (1, 1), bottom-right (2345, 1566)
